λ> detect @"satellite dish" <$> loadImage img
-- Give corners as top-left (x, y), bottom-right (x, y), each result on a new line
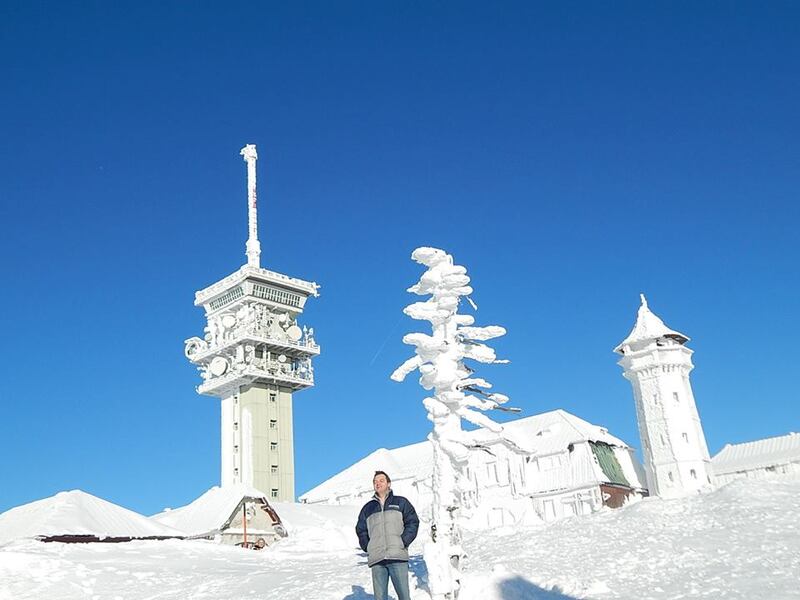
top-left (221, 315), bottom-right (237, 329)
top-left (209, 357), bottom-right (229, 377)
top-left (286, 325), bottom-right (302, 341)
top-left (277, 354), bottom-right (287, 363)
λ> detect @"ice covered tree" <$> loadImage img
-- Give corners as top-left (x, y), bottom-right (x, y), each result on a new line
top-left (391, 247), bottom-right (512, 600)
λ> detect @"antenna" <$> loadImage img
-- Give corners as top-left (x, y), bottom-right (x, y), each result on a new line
top-left (240, 144), bottom-right (261, 268)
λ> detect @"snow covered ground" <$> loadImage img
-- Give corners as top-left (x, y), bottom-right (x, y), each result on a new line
top-left (1, 478), bottom-right (798, 600)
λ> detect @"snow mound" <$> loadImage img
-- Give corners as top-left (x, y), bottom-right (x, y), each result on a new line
top-left (0, 490), bottom-right (181, 544)
top-left (150, 484), bottom-right (270, 537)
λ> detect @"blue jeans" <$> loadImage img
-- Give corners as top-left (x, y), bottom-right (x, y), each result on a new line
top-left (371, 560), bottom-right (411, 600)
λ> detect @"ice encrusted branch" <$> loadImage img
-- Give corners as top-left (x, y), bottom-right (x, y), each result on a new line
top-left (391, 247), bottom-right (512, 600)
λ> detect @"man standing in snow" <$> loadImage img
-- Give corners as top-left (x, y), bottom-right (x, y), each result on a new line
top-left (356, 471), bottom-right (419, 600)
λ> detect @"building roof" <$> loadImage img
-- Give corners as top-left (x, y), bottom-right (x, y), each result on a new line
top-left (712, 432), bottom-right (800, 475)
top-left (0, 490), bottom-right (181, 544)
top-left (150, 484), bottom-right (272, 537)
top-left (299, 409), bottom-right (634, 503)
top-left (615, 294), bottom-right (689, 354)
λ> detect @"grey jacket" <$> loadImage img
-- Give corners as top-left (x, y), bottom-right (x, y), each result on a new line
top-left (355, 491), bottom-right (419, 567)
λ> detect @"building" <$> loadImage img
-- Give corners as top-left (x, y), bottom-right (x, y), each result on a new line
top-left (150, 485), bottom-right (286, 547)
top-left (300, 409), bottom-right (646, 527)
top-left (0, 490), bottom-right (181, 544)
top-left (184, 145), bottom-right (320, 502)
top-left (615, 295), bottom-right (714, 498)
top-left (712, 432), bottom-right (800, 485)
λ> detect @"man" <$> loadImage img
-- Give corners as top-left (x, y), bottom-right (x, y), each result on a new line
top-left (356, 471), bottom-right (419, 600)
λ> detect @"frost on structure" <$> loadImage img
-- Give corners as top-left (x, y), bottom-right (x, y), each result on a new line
top-left (391, 247), bottom-right (513, 600)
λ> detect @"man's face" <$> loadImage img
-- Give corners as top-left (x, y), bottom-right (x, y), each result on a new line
top-left (373, 474), bottom-right (390, 496)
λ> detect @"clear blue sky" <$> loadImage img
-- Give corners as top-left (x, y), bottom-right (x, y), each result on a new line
top-left (1, 2), bottom-right (798, 515)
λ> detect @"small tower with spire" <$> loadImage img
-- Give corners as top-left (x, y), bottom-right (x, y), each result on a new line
top-left (184, 144), bottom-right (320, 502)
top-left (614, 295), bottom-right (714, 498)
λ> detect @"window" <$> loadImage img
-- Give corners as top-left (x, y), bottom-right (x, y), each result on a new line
top-left (652, 393), bottom-right (659, 405)
top-left (668, 471), bottom-right (674, 482)
top-left (270, 442), bottom-right (278, 451)
top-left (271, 465), bottom-right (278, 474)
top-left (690, 469), bottom-right (697, 479)
top-left (660, 434), bottom-right (666, 446)
top-left (269, 393), bottom-right (277, 403)
top-left (673, 392), bottom-right (679, 402)
top-left (271, 489), bottom-right (279, 498)
top-left (682, 433), bottom-right (689, 443)
top-left (234, 468), bottom-right (239, 476)
top-left (233, 421), bottom-right (239, 431)
top-left (269, 419), bottom-right (277, 429)
top-left (234, 445), bottom-right (239, 454)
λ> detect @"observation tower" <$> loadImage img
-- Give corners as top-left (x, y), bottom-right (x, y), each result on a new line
top-left (184, 144), bottom-right (320, 502)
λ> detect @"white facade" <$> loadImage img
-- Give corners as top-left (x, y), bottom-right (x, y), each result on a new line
top-left (615, 295), bottom-right (713, 498)
top-left (300, 410), bottom-right (646, 528)
top-left (712, 432), bottom-right (800, 485)
top-left (185, 145), bottom-right (320, 502)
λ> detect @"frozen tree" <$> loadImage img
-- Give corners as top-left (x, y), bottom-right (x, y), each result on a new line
top-left (391, 247), bottom-right (512, 600)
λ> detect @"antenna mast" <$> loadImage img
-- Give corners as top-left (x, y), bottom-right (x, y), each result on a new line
top-left (240, 144), bottom-right (261, 267)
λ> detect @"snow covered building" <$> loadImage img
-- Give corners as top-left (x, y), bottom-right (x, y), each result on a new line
top-left (712, 432), bottom-right (800, 485)
top-left (151, 485), bottom-right (286, 547)
top-left (299, 410), bottom-right (646, 527)
top-left (615, 295), bottom-right (714, 498)
top-left (184, 145), bottom-right (320, 502)
top-left (0, 490), bottom-right (181, 544)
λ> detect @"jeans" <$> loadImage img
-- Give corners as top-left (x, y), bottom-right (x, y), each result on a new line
top-left (371, 560), bottom-right (411, 600)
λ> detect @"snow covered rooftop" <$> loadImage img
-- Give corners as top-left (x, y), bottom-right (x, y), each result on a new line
top-left (150, 484), bottom-right (273, 537)
top-left (614, 294), bottom-right (689, 354)
top-left (0, 490), bottom-right (181, 544)
top-left (300, 409), bottom-right (634, 503)
top-left (712, 432), bottom-right (800, 475)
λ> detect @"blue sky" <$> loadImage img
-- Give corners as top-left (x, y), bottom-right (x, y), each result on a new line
top-left (1, 2), bottom-right (798, 515)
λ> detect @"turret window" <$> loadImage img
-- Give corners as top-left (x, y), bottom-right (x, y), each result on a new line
top-left (269, 419), bottom-right (277, 429)
top-left (271, 489), bottom-right (279, 498)
top-left (271, 465), bottom-right (278, 474)
top-left (269, 392), bottom-right (277, 403)
top-left (270, 442), bottom-right (278, 451)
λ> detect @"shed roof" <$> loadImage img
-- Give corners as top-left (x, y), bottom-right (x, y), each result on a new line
top-left (712, 432), bottom-right (800, 475)
top-left (0, 490), bottom-right (181, 544)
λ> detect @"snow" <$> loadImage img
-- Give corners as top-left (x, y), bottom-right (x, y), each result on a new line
top-left (1, 478), bottom-right (798, 599)
top-left (150, 484), bottom-right (272, 537)
top-left (0, 490), bottom-right (181, 544)
top-left (614, 294), bottom-right (688, 353)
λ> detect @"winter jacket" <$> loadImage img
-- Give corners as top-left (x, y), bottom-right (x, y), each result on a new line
top-left (355, 491), bottom-right (419, 567)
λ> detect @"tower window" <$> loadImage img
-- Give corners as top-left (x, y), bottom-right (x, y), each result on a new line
top-left (682, 433), bottom-right (689, 443)
top-left (652, 394), bottom-right (659, 405)
top-left (269, 392), bottom-right (277, 403)
top-left (668, 471), bottom-right (674, 482)
top-left (234, 468), bottom-right (239, 476)
top-left (269, 419), bottom-right (277, 429)
top-left (271, 489), bottom-right (279, 498)
top-left (234, 422), bottom-right (239, 431)
top-left (673, 392), bottom-right (679, 402)
top-left (271, 465), bottom-right (278, 474)
top-left (270, 442), bottom-right (278, 451)
top-left (234, 445), bottom-right (239, 454)
top-left (690, 469), bottom-right (697, 479)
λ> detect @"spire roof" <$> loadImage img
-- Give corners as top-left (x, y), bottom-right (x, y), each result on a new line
top-left (614, 294), bottom-right (689, 354)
